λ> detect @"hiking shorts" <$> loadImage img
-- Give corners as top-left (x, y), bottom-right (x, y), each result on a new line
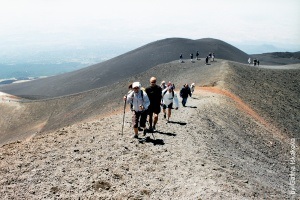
top-left (148, 104), bottom-right (161, 115)
top-left (163, 103), bottom-right (173, 109)
top-left (132, 110), bottom-right (147, 128)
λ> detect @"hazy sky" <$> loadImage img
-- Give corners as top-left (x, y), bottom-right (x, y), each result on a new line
top-left (0, 0), bottom-right (299, 55)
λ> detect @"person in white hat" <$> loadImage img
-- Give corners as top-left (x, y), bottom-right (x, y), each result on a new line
top-left (124, 82), bottom-right (150, 138)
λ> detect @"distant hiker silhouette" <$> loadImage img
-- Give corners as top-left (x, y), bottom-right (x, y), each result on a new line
top-left (190, 83), bottom-right (195, 97)
top-left (179, 54), bottom-right (183, 63)
top-left (253, 58), bottom-right (257, 66)
top-left (196, 51), bottom-right (200, 60)
top-left (205, 56), bottom-right (209, 65)
top-left (145, 77), bottom-right (162, 132)
top-left (248, 57), bottom-right (251, 65)
top-left (124, 82), bottom-right (150, 138)
top-left (162, 85), bottom-right (179, 123)
top-left (180, 84), bottom-right (192, 107)
top-left (211, 52), bottom-right (215, 62)
top-left (190, 53), bottom-right (193, 62)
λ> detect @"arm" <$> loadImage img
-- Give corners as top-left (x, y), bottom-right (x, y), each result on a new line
top-left (142, 92), bottom-right (150, 110)
top-left (126, 91), bottom-right (134, 104)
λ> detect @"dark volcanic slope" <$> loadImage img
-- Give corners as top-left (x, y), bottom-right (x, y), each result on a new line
top-left (0, 38), bottom-right (249, 99)
top-left (251, 51), bottom-right (300, 65)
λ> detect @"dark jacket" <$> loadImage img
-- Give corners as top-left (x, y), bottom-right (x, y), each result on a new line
top-left (180, 86), bottom-right (191, 98)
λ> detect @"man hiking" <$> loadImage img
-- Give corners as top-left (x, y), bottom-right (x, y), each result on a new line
top-left (162, 85), bottom-right (179, 123)
top-left (180, 84), bottom-right (192, 107)
top-left (124, 82), bottom-right (150, 138)
top-left (145, 77), bottom-right (162, 132)
top-left (196, 51), bottom-right (200, 60)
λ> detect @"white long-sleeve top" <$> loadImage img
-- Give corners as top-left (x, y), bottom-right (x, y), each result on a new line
top-left (126, 90), bottom-right (150, 112)
top-left (162, 88), bottom-right (179, 108)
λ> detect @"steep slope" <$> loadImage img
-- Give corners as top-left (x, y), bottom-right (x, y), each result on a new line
top-left (0, 86), bottom-right (296, 199)
top-left (0, 38), bottom-right (249, 99)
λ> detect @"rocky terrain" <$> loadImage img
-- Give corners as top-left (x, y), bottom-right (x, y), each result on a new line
top-left (0, 58), bottom-right (299, 199)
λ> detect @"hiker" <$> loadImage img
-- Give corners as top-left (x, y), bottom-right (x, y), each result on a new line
top-left (162, 85), bottom-right (179, 123)
top-left (180, 84), bottom-right (192, 107)
top-left (257, 60), bottom-right (260, 66)
top-left (253, 58), bottom-right (257, 66)
top-left (205, 56), bottom-right (209, 65)
top-left (160, 81), bottom-right (167, 90)
top-left (145, 77), bottom-right (162, 132)
top-left (211, 53), bottom-right (215, 62)
top-left (167, 81), bottom-right (175, 90)
top-left (190, 83), bottom-right (195, 96)
top-left (179, 54), bottom-right (183, 63)
top-left (248, 57), bottom-right (251, 65)
top-left (196, 51), bottom-right (200, 60)
top-left (124, 82), bottom-right (150, 138)
top-left (190, 53), bottom-right (193, 62)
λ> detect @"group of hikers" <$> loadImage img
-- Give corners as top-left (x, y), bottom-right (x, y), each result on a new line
top-left (123, 77), bottom-right (195, 139)
top-left (180, 52), bottom-right (215, 64)
top-left (248, 57), bottom-right (260, 66)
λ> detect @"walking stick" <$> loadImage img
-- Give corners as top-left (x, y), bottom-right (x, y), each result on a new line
top-left (121, 97), bottom-right (127, 136)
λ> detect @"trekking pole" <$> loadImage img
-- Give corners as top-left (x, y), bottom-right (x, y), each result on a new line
top-left (121, 96), bottom-right (127, 136)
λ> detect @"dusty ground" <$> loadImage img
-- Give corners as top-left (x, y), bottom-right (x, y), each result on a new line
top-left (0, 60), bottom-right (299, 199)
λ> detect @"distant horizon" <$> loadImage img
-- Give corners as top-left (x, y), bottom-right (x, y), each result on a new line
top-left (0, 36), bottom-right (299, 81)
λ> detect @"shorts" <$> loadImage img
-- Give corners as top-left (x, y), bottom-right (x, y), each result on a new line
top-left (148, 104), bottom-right (161, 115)
top-left (162, 103), bottom-right (173, 109)
top-left (132, 110), bottom-right (148, 128)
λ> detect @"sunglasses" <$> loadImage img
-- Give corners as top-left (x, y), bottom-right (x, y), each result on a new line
top-left (133, 87), bottom-right (139, 89)
top-left (150, 81), bottom-right (156, 84)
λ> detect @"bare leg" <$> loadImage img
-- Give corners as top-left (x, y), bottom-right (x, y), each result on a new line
top-left (167, 108), bottom-right (172, 122)
top-left (153, 113), bottom-right (158, 127)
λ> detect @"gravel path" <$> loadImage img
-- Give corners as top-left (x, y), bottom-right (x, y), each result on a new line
top-left (0, 87), bottom-right (295, 199)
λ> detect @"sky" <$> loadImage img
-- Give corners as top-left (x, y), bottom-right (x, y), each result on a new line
top-left (0, 0), bottom-right (299, 60)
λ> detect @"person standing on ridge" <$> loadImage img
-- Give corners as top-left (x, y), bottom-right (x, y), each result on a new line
top-left (180, 84), bottom-right (192, 107)
top-left (196, 51), bottom-right (200, 60)
top-left (205, 56), bottom-right (209, 65)
top-left (211, 52), bottom-right (215, 62)
top-left (248, 57), bottom-right (251, 65)
top-left (124, 82), bottom-right (150, 138)
top-left (162, 85), bottom-right (179, 123)
top-left (145, 77), bottom-right (162, 132)
top-left (179, 54), bottom-right (183, 63)
top-left (190, 53), bottom-right (193, 62)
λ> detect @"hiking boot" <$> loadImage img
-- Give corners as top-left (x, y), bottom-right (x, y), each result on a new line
top-left (153, 126), bottom-right (156, 131)
top-left (133, 134), bottom-right (138, 139)
top-left (164, 114), bottom-right (166, 119)
top-left (148, 127), bottom-right (153, 133)
top-left (143, 129), bottom-right (147, 136)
